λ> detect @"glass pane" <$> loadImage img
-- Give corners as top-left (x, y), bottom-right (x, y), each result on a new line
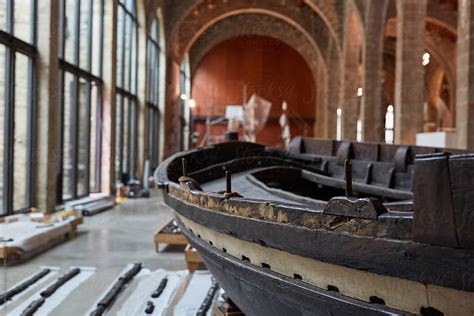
top-left (125, 0), bottom-right (136, 16)
top-left (77, 78), bottom-right (89, 196)
top-left (116, 7), bottom-right (124, 88)
top-left (0, 45), bottom-right (5, 214)
top-left (91, 0), bottom-right (103, 77)
top-left (64, 0), bottom-right (78, 64)
top-left (154, 109), bottom-right (160, 167)
top-left (130, 23), bottom-right (137, 94)
top-left (79, 0), bottom-right (91, 70)
top-left (90, 84), bottom-right (99, 192)
top-left (129, 100), bottom-right (136, 175)
top-left (154, 45), bottom-right (160, 105)
top-left (13, 0), bottom-right (33, 43)
top-left (115, 94), bottom-right (122, 181)
top-left (148, 107), bottom-right (159, 169)
top-left (146, 41), bottom-right (152, 102)
top-left (13, 53), bottom-right (31, 211)
top-left (151, 20), bottom-right (158, 41)
top-left (123, 14), bottom-right (130, 91)
top-left (147, 107), bottom-right (152, 161)
top-left (0, 0), bottom-right (7, 32)
top-left (62, 72), bottom-right (75, 200)
top-left (122, 97), bottom-right (129, 175)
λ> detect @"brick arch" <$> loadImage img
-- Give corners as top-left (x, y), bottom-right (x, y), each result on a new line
top-left (187, 13), bottom-right (326, 139)
top-left (351, 0), bottom-right (368, 27)
top-left (188, 13), bottom-right (323, 78)
top-left (163, 0), bottom-right (344, 156)
top-left (427, 1), bottom-right (457, 35)
top-left (169, 1), bottom-right (341, 65)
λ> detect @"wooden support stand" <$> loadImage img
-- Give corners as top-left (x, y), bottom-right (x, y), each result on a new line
top-left (68, 216), bottom-right (84, 239)
top-left (185, 244), bottom-right (206, 272)
top-left (154, 219), bottom-right (188, 252)
top-left (213, 293), bottom-right (245, 316)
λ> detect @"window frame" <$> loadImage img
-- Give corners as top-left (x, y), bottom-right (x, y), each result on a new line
top-left (0, 0), bottom-right (37, 215)
top-left (115, 0), bottom-right (139, 181)
top-left (58, 0), bottom-right (104, 202)
top-left (179, 61), bottom-right (188, 151)
top-left (146, 18), bottom-right (161, 171)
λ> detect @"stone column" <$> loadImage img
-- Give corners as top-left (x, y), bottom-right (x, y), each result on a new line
top-left (325, 42), bottom-right (342, 139)
top-left (342, 14), bottom-right (362, 141)
top-left (163, 55), bottom-right (182, 158)
top-left (394, 0), bottom-right (427, 145)
top-left (361, 0), bottom-right (387, 142)
top-left (35, 0), bottom-right (60, 212)
top-left (100, 0), bottom-right (117, 194)
top-left (314, 61), bottom-right (327, 138)
top-left (456, 0), bottom-right (474, 150)
top-left (136, 0), bottom-right (147, 181)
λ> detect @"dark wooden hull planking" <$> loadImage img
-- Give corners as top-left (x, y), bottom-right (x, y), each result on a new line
top-left (178, 220), bottom-right (408, 316)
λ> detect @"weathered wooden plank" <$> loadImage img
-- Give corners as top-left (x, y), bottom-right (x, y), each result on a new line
top-left (449, 154), bottom-right (474, 249)
top-left (412, 153), bottom-right (459, 248)
top-left (165, 193), bottom-right (474, 292)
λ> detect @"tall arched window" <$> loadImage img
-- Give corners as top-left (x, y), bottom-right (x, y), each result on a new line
top-left (59, 0), bottom-right (104, 201)
top-left (146, 18), bottom-right (161, 172)
top-left (385, 105), bottom-right (394, 144)
top-left (180, 55), bottom-right (191, 150)
top-left (0, 0), bottom-right (36, 215)
top-left (115, 0), bottom-right (139, 182)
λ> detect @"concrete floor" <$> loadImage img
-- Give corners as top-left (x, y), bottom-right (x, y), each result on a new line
top-left (1, 190), bottom-right (187, 315)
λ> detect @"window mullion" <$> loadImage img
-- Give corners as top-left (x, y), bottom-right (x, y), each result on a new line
top-left (98, 0), bottom-right (104, 77)
top-left (31, 0), bottom-right (37, 44)
top-left (127, 15), bottom-right (133, 92)
top-left (86, 0), bottom-right (93, 71)
top-left (94, 84), bottom-right (103, 191)
top-left (26, 55), bottom-right (35, 207)
top-left (84, 84), bottom-right (92, 195)
top-left (7, 0), bottom-right (13, 34)
top-left (74, 0), bottom-right (80, 65)
top-left (72, 76), bottom-right (79, 198)
top-left (5, 48), bottom-right (15, 214)
top-left (120, 9), bottom-right (126, 89)
top-left (127, 98), bottom-right (132, 174)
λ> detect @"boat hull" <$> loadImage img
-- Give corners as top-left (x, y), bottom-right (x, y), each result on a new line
top-left (178, 220), bottom-right (406, 316)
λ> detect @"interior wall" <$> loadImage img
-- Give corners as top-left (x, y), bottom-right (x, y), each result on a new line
top-left (191, 35), bottom-right (316, 147)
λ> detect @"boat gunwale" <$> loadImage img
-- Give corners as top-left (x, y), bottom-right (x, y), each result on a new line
top-left (164, 191), bottom-right (474, 293)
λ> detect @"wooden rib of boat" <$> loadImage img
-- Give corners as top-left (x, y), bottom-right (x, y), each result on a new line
top-left (155, 137), bottom-right (474, 316)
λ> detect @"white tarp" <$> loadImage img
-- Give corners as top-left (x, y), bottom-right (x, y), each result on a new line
top-left (0, 220), bottom-right (73, 252)
top-left (243, 94), bottom-right (271, 142)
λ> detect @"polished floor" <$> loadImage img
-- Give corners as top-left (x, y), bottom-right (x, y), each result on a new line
top-left (1, 190), bottom-right (187, 315)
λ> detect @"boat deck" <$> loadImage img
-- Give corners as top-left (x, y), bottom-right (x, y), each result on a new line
top-left (202, 169), bottom-right (306, 205)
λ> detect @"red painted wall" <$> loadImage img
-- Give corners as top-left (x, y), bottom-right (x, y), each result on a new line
top-left (191, 35), bottom-right (316, 148)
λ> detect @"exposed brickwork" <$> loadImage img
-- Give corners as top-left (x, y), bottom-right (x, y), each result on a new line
top-left (362, 0), bottom-right (388, 142)
top-left (394, 0), bottom-right (427, 145)
top-left (456, 0), bottom-right (474, 149)
top-left (188, 13), bottom-right (321, 76)
top-left (342, 9), bottom-right (363, 140)
top-left (162, 0), bottom-right (343, 157)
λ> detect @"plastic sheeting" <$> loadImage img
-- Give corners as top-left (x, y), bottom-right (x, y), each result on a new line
top-left (243, 94), bottom-right (271, 142)
top-left (0, 220), bottom-right (73, 252)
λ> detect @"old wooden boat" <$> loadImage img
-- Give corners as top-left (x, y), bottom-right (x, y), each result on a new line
top-left (155, 137), bottom-right (474, 315)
